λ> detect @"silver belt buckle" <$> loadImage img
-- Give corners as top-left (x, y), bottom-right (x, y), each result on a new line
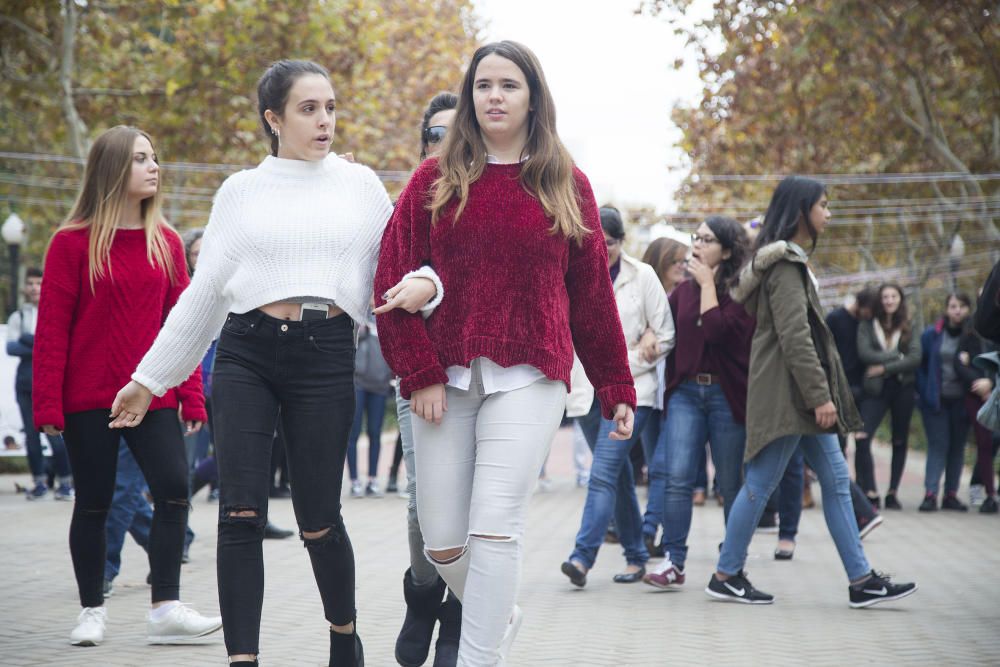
top-left (696, 373), bottom-right (713, 386)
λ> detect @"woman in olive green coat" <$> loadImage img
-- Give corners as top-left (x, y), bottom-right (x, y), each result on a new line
top-left (705, 176), bottom-right (917, 609)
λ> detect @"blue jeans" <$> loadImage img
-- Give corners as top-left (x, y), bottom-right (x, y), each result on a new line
top-left (776, 447), bottom-right (805, 542)
top-left (17, 386), bottom-right (71, 483)
top-left (641, 409), bottom-right (664, 538)
top-left (105, 442), bottom-right (195, 582)
top-left (718, 433), bottom-right (871, 582)
top-left (921, 398), bottom-right (969, 496)
top-left (570, 403), bottom-right (652, 568)
top-left (660, 382), bottom-right (745, 568)
top-left (346, 387), bottom-right (388, 480)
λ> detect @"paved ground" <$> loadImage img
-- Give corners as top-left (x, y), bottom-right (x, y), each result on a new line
top-left (1, 429), bottom-right (998, 666)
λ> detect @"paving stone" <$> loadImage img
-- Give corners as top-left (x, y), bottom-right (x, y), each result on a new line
top-left (0, 429), bottom-right (997, 665)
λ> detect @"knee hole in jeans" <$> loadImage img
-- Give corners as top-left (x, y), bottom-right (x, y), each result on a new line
top-left (470, 533), bottom-right (514, 542)
top-left (301, 519), bottom-right (347, 547)
top-left (427, 546), bottom-right (467, 564)
top-left (222, 505), bottom-right (265, 526)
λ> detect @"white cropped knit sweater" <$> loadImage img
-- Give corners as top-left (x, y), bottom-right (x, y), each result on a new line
top-left (134, 154), bottom-right (401, 396)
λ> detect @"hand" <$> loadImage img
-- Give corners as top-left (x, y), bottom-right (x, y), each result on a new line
top-left (865, 364), bottom-right (885, 378)
top-left (958, 351), bottom-right (971, 366)
top-left (338, 152), bottom-right (355, 163)
top-left (814, 401), bottom-right (837, 430)
top-left (972, 378), bottom-right (993, 399)
top-left (109, 381), bottom-right (154, 429)
top-left (373, 277), bottom-right (437, 315)
top-left (41, 425), bottom-right (62, 436)
top-left (686, 256), bottom-right (716, 288)
top-left (411, 383), bottom-right (447, 425)
top-left (185, 420), bottom-right (204, 435)
top-left (608, 404), bottom-right (635, 441)
top-left (638, 328), bottom-right (659, 363)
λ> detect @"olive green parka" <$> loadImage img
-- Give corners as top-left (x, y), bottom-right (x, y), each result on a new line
top-left (731, 241), bottom-right (863, 461)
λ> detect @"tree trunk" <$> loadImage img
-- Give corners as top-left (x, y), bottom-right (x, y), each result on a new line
top-left (59, 0), bottom-right (88, 158)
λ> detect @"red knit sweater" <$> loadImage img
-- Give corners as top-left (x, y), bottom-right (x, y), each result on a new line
top-left (375, 159), bottom-right (636, 419)
top-left (33, 226), bottom-right (206, 431)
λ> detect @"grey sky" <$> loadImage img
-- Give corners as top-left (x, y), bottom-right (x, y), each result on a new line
top-left (473, 0), bottom-right (711, 212)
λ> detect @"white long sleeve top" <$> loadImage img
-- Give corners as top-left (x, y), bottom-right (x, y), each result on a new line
top-left (133, 153), bottom-right (398, 396)
top-left (565, 251), bottom-right (674, 412)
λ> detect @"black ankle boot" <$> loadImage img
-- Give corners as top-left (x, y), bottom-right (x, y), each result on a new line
top-left (395, 568), bottom-right (447, 667)
top-left (229, 662), bottom-right (257, 667)
top-left (432, 592), bottom-right (462, 667)
top-left (330, 626), bottom-right (363, 667)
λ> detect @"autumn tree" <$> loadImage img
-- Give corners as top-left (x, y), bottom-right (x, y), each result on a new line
top-left (0, 0), bottom-right (479, 264)
top-left (641, 0), bottom-right (999, 321)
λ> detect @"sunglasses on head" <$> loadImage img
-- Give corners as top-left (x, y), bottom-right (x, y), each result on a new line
top-left (423, 125), bottom-right (448, 145)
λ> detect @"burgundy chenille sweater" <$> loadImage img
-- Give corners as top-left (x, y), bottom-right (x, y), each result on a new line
top-left (33, 226), bottom-right (206, 431)
top-left (375, 159), bottom-right (636, 419)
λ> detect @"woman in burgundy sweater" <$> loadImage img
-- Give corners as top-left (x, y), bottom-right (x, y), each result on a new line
top-left (642, 216), bottom-right (755, 590)
top-left (33, 126), bottom-right (220, 646)
top-left (375, 41), bottom-right (636, 665)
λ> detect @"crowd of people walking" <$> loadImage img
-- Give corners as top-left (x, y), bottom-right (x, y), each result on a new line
top-left (11, 38), bottom-right (1000, 666)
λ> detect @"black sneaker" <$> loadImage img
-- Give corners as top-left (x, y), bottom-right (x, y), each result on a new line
top-left (980, 496), bottom-right (999, 514)
top-left (756, 512), bottom-right (778, 533)
top-left (918, 493), bottom-right (937, 512)
top-left (705, 571), bottom-right (774, 604)
top-left (883, 494), bottom-right (902, 511)
top-left (941, 494), bottom-right (968, 512)
top-left (849, 570), bottom-right (917, 608)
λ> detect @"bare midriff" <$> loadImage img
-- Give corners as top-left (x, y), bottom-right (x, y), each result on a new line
top-left (259, 301), bottom-right (344, 321)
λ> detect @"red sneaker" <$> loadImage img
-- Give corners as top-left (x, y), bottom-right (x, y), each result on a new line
top-left (643, 560), bottom-right (685, 589)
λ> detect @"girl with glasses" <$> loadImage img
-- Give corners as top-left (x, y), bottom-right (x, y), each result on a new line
top-left (385, 90), bottom-right (463, 667)
top-left (642, 216), bottom-right (754, 589)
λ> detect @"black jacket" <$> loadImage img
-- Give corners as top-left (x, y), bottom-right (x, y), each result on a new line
top-left (975, 259), bottom-right (1000, 344)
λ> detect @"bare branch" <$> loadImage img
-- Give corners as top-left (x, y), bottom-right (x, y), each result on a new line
top-left (0, 14), bottom-right (55, 50)
top-left (73, 88), bottom-right (165, 97)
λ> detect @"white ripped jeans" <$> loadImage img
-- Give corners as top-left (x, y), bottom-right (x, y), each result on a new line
top-left (411, 363), bottom-right (566, 666)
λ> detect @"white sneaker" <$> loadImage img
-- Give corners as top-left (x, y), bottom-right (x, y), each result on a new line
top-left (350, 480), bottom-right (364, 498)
top-left (970, 484), bottom-right (985, 507)
top-left (70, 606), bottom-right (107, 646)
top-left (147, 603), bottom-right (222, 644)
top-left (497, 605), bottom-right (523, 666)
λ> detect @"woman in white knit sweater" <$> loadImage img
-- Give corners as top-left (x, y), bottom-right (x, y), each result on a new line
top-left (109, 60), bottom-right (441, 667)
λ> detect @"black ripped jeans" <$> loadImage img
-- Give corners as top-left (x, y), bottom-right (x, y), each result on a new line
top-left (212, 310), bottom-right (357, 656)
top-left (63, 409), bottom-right (190, 607)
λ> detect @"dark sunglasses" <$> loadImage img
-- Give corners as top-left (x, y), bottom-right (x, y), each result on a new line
top-left (423, 125), bottom-right (448, 145)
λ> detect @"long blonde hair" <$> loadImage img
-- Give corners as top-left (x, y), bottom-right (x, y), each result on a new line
top-left (429, 41), bottom-right (589, 243)
top-left (60, 125), bottom-right (178, 291)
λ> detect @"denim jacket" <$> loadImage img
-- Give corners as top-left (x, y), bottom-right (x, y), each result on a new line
top-left (916, 320), bottom-right (946, 412)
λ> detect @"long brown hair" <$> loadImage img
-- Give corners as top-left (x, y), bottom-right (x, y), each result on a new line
top-left (641, 237), bottom-right (687, 293)
top-left (60, 126), bottom-right (178, 291)
top-left (874, 283), bottom-right (912, 345)
top-left (429, 41), bottom-right (588, 243)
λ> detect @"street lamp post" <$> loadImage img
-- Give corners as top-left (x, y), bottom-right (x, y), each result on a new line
top-left (949, 233), bottom-right (965, 294)
top-left (2, 213), bottom-right (26, 316)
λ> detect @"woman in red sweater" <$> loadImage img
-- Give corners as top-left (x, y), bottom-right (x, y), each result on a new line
top-left (33, 126), bottom-right (221, 646)
top-left (375, 41), bottom-right (636, 665)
